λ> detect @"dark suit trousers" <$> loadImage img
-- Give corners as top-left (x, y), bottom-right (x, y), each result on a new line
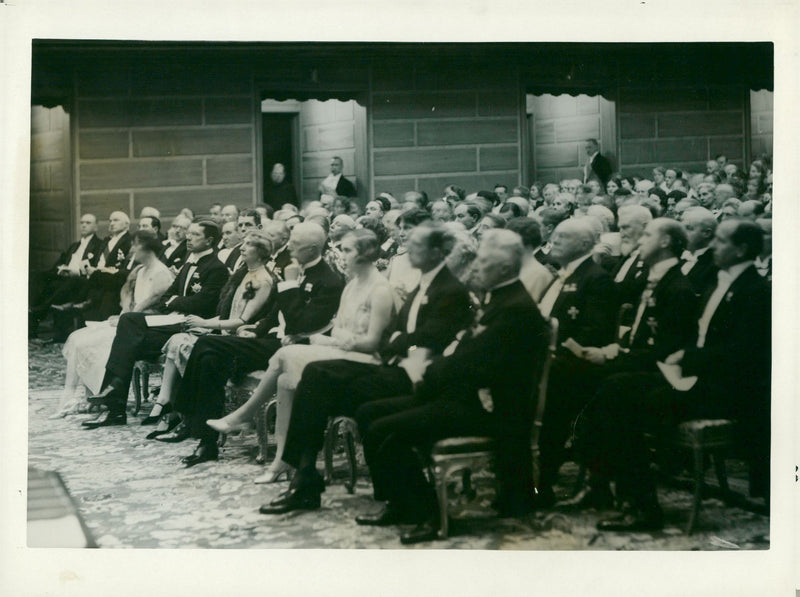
top-left (104, 312), bottom-right (183, 400)
top-left (537, 355), bottom-right (606, 490)
top-left (173, 334), bottom-right (282, 442)
top-left (355, 396), bottom-right (494, 515)
top-left (281, 360), bottom-right (413, 468)
top-left (577, 372), bottom-right (687, 507)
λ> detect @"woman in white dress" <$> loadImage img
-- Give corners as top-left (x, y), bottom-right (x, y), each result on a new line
top-left (141, 230), bottom-right (276, 425)
top-left (55, 230), bottom-right (174, 417)
top-left (207, 229), bottom-right (394, 483)
top-left (385, 207), bottom-right (429, 311)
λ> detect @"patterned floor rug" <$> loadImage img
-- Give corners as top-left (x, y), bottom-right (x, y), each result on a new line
top-left (28, 339), bottom-right (769, 549)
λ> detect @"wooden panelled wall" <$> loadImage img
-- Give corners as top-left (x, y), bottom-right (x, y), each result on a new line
top-left (370, 63), bottom-right (522, 200)
top-left (74, 63), bottom-right (257, 236)
top-left (749, 90), bottom-right (773, 160)
top-left (30, 105), bottom-right (72, 270)
top-left (618, 86), bottom-right (747, 179)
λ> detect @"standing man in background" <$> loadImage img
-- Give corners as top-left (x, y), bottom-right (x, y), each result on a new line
top-left (583, 138), bottom-right (612, 189)
top-left (319, 156), bottom-right (357, 199)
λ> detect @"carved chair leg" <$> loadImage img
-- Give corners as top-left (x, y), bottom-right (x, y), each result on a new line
top-left (712, 450), bottom-right (731, 501)
top-left (436, 464), bottom-right (451, 540)
top-left (344, 426), bottom-right (357, 494)
top-left (323, 418), bottom-right (336, 485)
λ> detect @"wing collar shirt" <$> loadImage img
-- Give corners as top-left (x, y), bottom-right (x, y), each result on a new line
top-left (182, 248), bottom-right (214, 295)
top-left (696, 260), bottom-right (752, 348)
top-left (680, 245), bottom-right (711, 275)
top-left (67, 235), bottom-right (92, 271)
top-left (538, 253), bottom-right (593, 318)
top-left (97, 231), bottom-right (126, 268)
top-left (406, 261), bottom-right (446, 334)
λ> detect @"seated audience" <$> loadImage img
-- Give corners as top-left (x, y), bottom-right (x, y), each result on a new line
top-left (55, 231), bottom-right (174, 417)
top-left (165, 222), bottom-right (344, 466)
top-left (142, 231), bottom-right (277, 428)
top-left (453, 201), bottom-right (482, 238)
top-left (343, 230), bottom-right (548, 544)
top-left (585, 219), bottom-right (770, 531)
top-left (534, 218), bottom-right (618, 506)
top-left (160, 215), bottom-right (191, 272)
top-left (324, 214), bottom-right (357, 278)
top-left (561, 219), bottom-right (698, 511)
top-left (81, 220), bottom-right (229, 429)
top-left (217, 221), bottom-right (243, 272)
top-left (207, 230), bottom-right (393, 479)
top-left (29, 213), bottom-right (103, 337)
top-left (505, 217), bottom-right (553, 302)
top-left (680, 207), bottom-right (719, 296)
top-left (386, 207), bottom-right (431, 310)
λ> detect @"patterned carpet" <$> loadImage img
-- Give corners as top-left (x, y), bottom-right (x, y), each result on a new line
top-left (28, 338), bottom-right (770, 550)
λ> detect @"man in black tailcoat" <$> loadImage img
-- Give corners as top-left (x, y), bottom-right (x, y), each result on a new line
top-left (168, 222), bottom-right (344, 467)
top-left (583, 138), bottom-right (612, 188)
top-left (561, 218), bottom-right (699, 510)
top-left (83, 220), bottom-right (229, 429)
top-left (680, 206), bottom-right (719, 297)
top-left (592, 219), bottom-right (771, 531)
top-left (29, 213), bottom-right (103, 337)
top-left (533, 218), bottom-right (618, 506)
top-left (258, 222), bottom-right (472, 500)
top-left (261, 230), bottom-right (548, 546)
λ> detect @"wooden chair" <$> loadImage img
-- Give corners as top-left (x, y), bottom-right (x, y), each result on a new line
top-left (131, 357), bottom-right (164, 415)
top-left (323, 416), bottom-right (359, 494)
top-left (671, 418), bottom-right (736, 534)
top-left (429, 317), bottom-right (560, 539)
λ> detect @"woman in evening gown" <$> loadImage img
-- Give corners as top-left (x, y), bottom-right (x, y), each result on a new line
top-left (207, 229), bottom-right (394, 483)
top-left (141, 230), bottom-right (277, 426)
top-left (55, 230), bottom-right (174, 417)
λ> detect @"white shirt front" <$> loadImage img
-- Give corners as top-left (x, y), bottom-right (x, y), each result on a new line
top-left (67, 236), bottom-right (92, 271)
top-left (182, 248), bottom-right (214, 295)
top-left (680, 245), bottom-right (711, 275)
top-left (406, 262), bottom-right (446, 334)
top-left (696, 261), bottom-right (752, 348)
top-left (97, 232), bottom-right (126, 268)
top-left (322, 173), bottom-right (342, 193)
top-left (538, 253), bottom-right (592, 318)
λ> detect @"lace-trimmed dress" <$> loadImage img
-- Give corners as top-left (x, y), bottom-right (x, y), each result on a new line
top-left (162, 267), bottom-right (274, 376)
top-left (268, 270), bottom-right (392, 391)
top-left (57, 261), bottom-right (173, 414)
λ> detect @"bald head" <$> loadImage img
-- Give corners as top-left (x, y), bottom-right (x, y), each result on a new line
top-left (472, 229), bottom-right (524, 291)
top-left (221, 204), bottom-right (239, 223)
top-left (263, 219), bottom-right (290, 248)
top-left (638, 217), bottom-right (687, 265)
top-left (549, 218), bottom-right (596, 266)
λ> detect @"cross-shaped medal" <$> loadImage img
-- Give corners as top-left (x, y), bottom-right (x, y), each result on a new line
top-left (567, 306), bottom-right (580, 320)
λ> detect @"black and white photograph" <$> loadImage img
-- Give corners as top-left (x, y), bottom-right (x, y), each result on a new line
top-left (1, 2), bottom-right (797, 596)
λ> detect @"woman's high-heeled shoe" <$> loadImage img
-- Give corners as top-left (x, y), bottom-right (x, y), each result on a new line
top-left (253, 463), bottom-right (292, 484)
top-left (205, 417), bottom-right (252, 434)
top-left (146, 412), bottom-right (182, 440)
top-left (141, 402), bottom-right (172, 425)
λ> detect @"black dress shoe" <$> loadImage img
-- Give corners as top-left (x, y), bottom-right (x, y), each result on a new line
top-left (356, 503), bottom-right (410, 526)
top-left (597, 508), bottom-right (664, 532)
top-left (556, 485), bottom-right (615, 511)
top-left (87, 379), bottom-right (125, 405)
top-left (146, 412), bottom-right (182, 440)
top-left (259, 487), bottom-right (321, 515)
top-left (400, 518), bottom-right (440, 545)
top-left (82, 411), bottom-right (127, 429)
top-left (140, 403), bottom-right (172, 425)
top-left (181, 443), bottom-right (218, 468)
top-left (155, 422), bottom-right (191, 443)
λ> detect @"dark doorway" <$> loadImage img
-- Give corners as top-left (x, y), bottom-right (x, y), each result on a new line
top-left (261, 113), bottom-right (297, 206)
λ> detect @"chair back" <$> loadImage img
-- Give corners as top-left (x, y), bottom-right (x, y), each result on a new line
top-left (531, 317), bottom-right (559, 449)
